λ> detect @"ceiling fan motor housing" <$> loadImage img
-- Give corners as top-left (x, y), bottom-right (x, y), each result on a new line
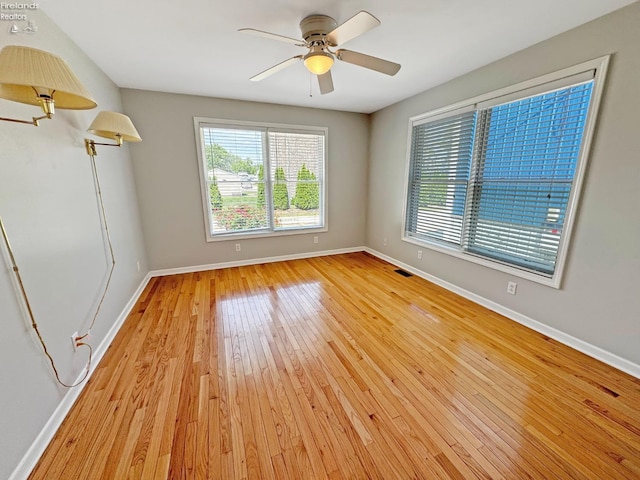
top-left (299, 15), bottom-right (338, 45)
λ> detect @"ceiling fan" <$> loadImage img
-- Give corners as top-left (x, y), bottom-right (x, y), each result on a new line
top-left (239, 11), bottom-right (401, 95)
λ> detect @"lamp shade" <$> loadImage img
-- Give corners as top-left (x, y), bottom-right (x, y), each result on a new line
top-left (87, 111), bottom-right (142, 143)
top-left (304, 49), bottom-right (334, 76)
top-left (0, 45), bottom-right (96, 110)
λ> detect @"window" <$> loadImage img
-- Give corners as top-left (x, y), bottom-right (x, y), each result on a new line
top-left (403, 57), bottom-right (609, 287)
top-left (194, 118), bottom-right (326, 240)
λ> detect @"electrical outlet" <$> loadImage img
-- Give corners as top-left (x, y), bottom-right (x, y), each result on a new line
top-left (70, 332), bottom-right (79, 351)
top-left (235, 243), bottom-right (241, 252)
top-left (313, 236), bottom-right (318, 244)
top-left (417, 250), bottom-right (423, 260)
top-left (507, 281), bottom-right (517, 295)
top-left (383, 237), bottom-right (388, 246)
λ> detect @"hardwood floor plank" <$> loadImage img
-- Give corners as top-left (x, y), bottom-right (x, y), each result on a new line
top-left (245, 374), bottom-right (277, 480)
top-left (195, 374), bottom-right (210, 479)
top-left (140, 358), bottom-right (178, 480)
top-left (112, 407), bottom-right (147, 479)
top-left (28, 253), bottom-right (640, 479)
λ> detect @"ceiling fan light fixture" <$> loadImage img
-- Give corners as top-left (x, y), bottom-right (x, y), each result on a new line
top-left (303, 48), bottom-right (334, 75)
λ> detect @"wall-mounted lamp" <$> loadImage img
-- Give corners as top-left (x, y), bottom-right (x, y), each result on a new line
top-left (0, 45), bottom-right (96, 126)
top-left (0, 110), bottom-right (142, 387)
top-left (85, 111), bottom-right (142, 156)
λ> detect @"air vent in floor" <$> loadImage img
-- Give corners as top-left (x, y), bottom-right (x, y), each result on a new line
top-left (394, 269), bottom-right (413, 277)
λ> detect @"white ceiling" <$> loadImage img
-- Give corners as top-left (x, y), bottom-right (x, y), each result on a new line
top-left (44, 0), bottom-right (635, 114)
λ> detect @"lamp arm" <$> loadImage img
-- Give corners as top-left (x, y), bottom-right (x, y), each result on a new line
top-left (90, 141), bottom-right (123, 147)
top-left (84, 135), bottom-right (123, 156)
top-left (0, 113), bottom-right (51, 126)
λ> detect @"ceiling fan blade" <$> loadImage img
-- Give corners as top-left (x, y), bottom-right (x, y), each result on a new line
top-left (238, 28), bottom-right (304, 46)
top-left (250, 56), bottom-right (303, 82)
top-left (318, 71), bottom-right (334, 95)
top-left (336, 49), bottom-right (401, 76)
top-left (326, 11), bottom-right (380, 47)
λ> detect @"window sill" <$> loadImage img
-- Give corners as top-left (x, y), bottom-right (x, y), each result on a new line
top-left (207, 226), bottom-right (328, 242)
top-left (401, 235), bottom-right (561, 289)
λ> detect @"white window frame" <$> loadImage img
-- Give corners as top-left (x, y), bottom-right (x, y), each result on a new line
top-left (194, 117), bottom-right (328, 241)
top-left (401, 56), bottom-right (610, 288)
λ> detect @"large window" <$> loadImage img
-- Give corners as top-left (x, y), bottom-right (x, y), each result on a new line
top-left (403, 57), bottom-right (608, 287)
top-left (194, 119), bottom-right (326, 240)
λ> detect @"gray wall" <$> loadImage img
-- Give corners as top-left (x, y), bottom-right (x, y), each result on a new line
top-left (367, 2), bottom-right (640, 365)
top-left (121, 89), bottom-right (369, 270)
top-left (0, 11), bottom-right (148, 479)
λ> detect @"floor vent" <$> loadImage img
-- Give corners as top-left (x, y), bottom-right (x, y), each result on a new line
top-left (394, 269), bottom-right (413, 277)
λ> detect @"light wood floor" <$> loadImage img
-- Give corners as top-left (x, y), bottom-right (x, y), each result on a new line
top-left (29, 252), bottom-right (640, 479)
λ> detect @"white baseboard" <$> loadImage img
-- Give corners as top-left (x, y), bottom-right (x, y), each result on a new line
top-left (9, 272), bottom-right (153, 480)
top-left (149, 246), bottom-right (366, 277)
top-left (364, 248), bottom-right (640, 379)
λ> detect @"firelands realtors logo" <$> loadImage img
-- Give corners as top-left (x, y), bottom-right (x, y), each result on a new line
top-left (1, 2), bottom-right (39, 34)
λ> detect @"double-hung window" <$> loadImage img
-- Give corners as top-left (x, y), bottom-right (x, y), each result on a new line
top-left (403, 57), bottom-right (608, 287)
top-left (194, 118), bottom-right (326, 240)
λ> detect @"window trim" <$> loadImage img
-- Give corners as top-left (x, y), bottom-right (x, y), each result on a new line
top-left (401, 56), bottom-right (610, 288)
top-left (193, 117), bottom-right (328, 242)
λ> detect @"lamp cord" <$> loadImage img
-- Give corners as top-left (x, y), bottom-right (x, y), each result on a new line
top-left (0, 216), bottom-right (92, 387)
top-left (0, 153), bottom-right (115, 388)
top-left (81, 153), bottom-right (116, 337)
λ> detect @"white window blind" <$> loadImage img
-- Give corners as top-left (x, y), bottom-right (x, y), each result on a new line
top-left (202, 127), bottom-right (269, 233)
top-left (269, 131), bottom-right (324, 230)
top-left (403, 58), bottom-right (608, 285)
top-left (466, 83), bottom-right (593, 274)
top-left (406, 110), bottom-right (476, 246)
